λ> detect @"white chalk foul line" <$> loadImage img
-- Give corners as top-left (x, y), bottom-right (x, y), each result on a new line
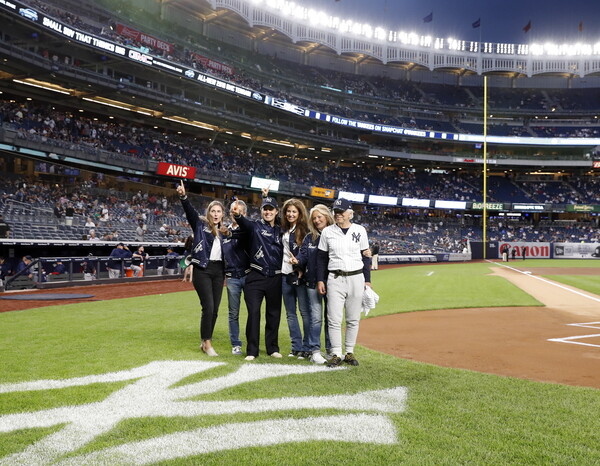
top-left (487, 260), bottom-right (600, 304)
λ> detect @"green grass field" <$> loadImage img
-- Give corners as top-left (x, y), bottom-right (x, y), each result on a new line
top-left (1, 260), bottom-right (599, 465)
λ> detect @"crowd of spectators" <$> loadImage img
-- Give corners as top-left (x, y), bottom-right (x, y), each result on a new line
top-left (5, 98), bottom-right (600, 206)
top-left (15, 0), bottom-right (600, 142)
top-left (3, 171), bottom-right (599, 257)
top-left (0, 175), bottom-right (188, 243)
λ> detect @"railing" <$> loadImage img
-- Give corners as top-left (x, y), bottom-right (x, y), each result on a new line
top-left (2, 255), bottom-right (184, 291)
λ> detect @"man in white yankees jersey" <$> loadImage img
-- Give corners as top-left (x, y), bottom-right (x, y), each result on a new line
top-left (316, 198), bottom-right (372, 367)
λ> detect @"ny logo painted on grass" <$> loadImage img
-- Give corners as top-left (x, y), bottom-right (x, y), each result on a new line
top-left (0, 361), bottom-right (408, 465)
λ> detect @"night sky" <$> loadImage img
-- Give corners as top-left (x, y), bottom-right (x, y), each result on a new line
top-left (299, 0), bottom-right (600, 45)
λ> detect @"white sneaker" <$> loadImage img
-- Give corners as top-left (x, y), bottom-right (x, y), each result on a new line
top-left (310, 353), bottom-right (327, 364)
top-left (244, 355), bottom-right (255, 361)
top-left (269, 352), bottom-right (283, 358)
top-left (231, 346), bottom-right (242, 355)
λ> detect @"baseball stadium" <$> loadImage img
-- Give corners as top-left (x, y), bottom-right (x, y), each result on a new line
top-left (1, 0), bottom-right (599, 464)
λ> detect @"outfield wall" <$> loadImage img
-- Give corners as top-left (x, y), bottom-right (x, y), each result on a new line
top-left (497, 242), bottom-right (600, 259)
top-left (379, 253), bottom-right (471, 264)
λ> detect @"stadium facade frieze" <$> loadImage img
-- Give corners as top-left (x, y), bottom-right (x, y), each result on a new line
top-left (4, 1), bottom-right (600, 152)
top-left (209, 0), bottom-right (600, 78)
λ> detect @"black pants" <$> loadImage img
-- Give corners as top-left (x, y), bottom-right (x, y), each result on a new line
top-left (243, 270), bottom-right (282, 357)
top-left (192, 262), bottom-right (225, 341)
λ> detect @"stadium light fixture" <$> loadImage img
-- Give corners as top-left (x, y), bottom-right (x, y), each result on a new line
top-left (162, 116), bottom-right (214, 131)
top-left (13, 79), bottom-right (70, 95)
top-left (82, 97), bottom-right (130, 111)
top-left (264, 139), bottom-right (295, 147)
top-left (242, 0), bottom-right (600, 56)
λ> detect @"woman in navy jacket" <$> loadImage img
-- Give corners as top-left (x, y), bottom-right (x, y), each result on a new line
top-left (177, 181), bottom-right (226, 357)
top-left (292, 204), bottom-right (334, 364)
top-left (280, 198), bottom-right (310, 358)
top-left (231, 196), bottom-right (283, 360)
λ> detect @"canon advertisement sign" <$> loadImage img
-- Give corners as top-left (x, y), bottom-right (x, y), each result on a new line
top-left (498, 242), bottom-right (551, 259)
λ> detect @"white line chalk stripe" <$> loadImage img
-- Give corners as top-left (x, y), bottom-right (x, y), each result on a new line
top-left (487, 260), bottom-right (600, 304)
top-left (56, 414), bottom-right (398, 466)
top-left (567, 322), bottom-right (600, 329)
top-left (548, 334), bottom-right (600, 348)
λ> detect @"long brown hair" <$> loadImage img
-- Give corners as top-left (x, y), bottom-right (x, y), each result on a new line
top-left (200, 200), bottom-right (226, 237)
top-left (281, 198), bottom-right (309, 247)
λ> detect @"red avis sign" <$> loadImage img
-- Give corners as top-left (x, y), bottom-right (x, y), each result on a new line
top-left (156, 162), bottom-right (196, 180)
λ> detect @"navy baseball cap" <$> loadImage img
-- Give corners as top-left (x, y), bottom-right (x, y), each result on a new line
top-left (332, 198), bottom-right (352, 212)
top-left (261, 197), bottom-right (278, 209)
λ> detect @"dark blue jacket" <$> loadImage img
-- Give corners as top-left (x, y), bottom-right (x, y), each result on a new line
top-left (296, 233), bottom-right (322, 288)
top-left (234, 213), bottom-right (283, 277)
top-left (108, 247), bottom-right (132, 268)
top-left (181, 197), bottom-right (223, 269)
top-left (166, 251), bottom-right (180, 269)
top-left (0, 261), bottom-right (11, 279)
top-left (223, 226), bottom-right (250, 278)
top-left (287, 229), bottom-right (301, 261)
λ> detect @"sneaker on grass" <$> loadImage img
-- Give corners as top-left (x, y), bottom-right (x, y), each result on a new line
top-left (310, 352), bottom-right (327, 364)
top-left (244, 355), bottom-right (255, 361)
top-left (326, 354), bottom-right (343, 368)
top-left (269, 352), bottom-right (283, 358)
top-left (231, 346), bottom-right (242, 355)
top-left (344, 353), bottom-right (359, 366)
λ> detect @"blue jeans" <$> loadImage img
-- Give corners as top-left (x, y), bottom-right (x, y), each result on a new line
top-left (307, 287), bottom-right (330, 353)
top-left (282, 275), bottom-right (310, 352)
top-left (227, 276), bottom-right (246, 347)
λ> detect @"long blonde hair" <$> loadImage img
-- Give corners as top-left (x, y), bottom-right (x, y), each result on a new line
top-left (281, 198), bottom-right (309, 247)
top-left (200, 200), bottom-right (226, 237)
top-left (308, 204), bottom-right (334, 239)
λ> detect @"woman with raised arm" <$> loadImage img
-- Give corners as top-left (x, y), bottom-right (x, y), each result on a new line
top-left (223, 199), bottom-right (250, 356)
top-left (177, 181), bottom-right (226, 357)
top-left (231, 196), bottom-right (283, 361)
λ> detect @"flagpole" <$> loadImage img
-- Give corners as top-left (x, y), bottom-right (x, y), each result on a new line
top-left (483, 75), bottom-right (488, 260)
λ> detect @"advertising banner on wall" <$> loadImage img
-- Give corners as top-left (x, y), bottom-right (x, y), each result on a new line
top-left (310, 187), bottom-right (335, 199)
top-left (497, 242), bottom-right (551, 259)
top-left (156, 162), bottom-right (196, 179)
top-left (553, 243), bottom-right (600, 259)
top-left (115, 24), bottom-right (174, 55)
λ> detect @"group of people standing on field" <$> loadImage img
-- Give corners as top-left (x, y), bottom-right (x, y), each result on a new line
top-left (177, 180), bottom-right (374, 367)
